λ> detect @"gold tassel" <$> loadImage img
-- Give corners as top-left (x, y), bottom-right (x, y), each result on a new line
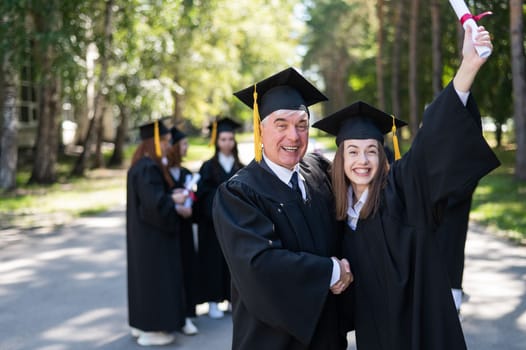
top-left (253, 84), bottom-right (262, 162)
top-left (154, 120), bottom-right (162, 158)
top-left (391, 115), bottom-right (401, 161)
top-left (208, 120), bottom-right (218, 147)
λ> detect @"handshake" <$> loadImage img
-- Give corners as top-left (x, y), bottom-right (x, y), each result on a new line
top-left (330, 257), bottom-right (353, 295)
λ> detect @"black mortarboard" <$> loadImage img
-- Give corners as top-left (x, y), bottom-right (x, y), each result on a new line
top-left (208, 117), bottom-right (242, 147)
top-left (138, 119), bottom-right (170, 157)
top-left (170, 127), bottom-right (187, 145)
top-left (139, 120), bottom-right (169, 140)
top-left (234, 67), bottom-right (328, 119)
top-left (313, 101), bottom-right (407, 160)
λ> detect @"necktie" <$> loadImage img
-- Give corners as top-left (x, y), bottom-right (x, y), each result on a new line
top-left (290, 172), bottom-right (303, 199)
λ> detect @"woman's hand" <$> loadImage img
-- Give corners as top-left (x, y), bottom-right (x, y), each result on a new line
top-left (171, 188), bottom-right (188, 204)
top-left (453, 26), bottom-right (493, 92)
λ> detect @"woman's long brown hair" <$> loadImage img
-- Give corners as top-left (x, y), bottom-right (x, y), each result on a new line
top-left (330, 140), bottom-right (389, 221)
top-left (130, 138), bottom-right (175, 188)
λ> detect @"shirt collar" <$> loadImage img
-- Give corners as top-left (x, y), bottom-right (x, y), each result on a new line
top-left (262, 152), bottom-right (301, 185)
top-left (347, 187), bottom-right (369, 215)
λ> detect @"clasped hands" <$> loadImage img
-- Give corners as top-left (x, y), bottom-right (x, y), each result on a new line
top-left (330, 257), bottom-right (353, 295)
top-left (171, 188), bottom-right (192, 218)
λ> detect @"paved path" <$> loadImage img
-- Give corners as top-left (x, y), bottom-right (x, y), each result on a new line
top-left (1, 208), bottom-right (525, 349)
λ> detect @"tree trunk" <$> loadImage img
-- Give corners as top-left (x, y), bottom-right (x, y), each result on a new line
top-left (29, 11), bottom-right (61, 185)
top-left (430, 0), bottom-right (443, 97)
top-left (376, 0), bottom-right (385, 110)
top-left (408, 0), bottom-right (420, 139)
top-left (0, 59), bottom-right (19, 191)
top-left (108, 102), bottom-right (128, 167)
top-left (510, 0), bottom-right (526, 180)
top-left (93, 99), bottom-right (107, 168)
top-left (71, 0), bottom-right (113, 176)
top-left (391, 0), bottom-right (404, 120)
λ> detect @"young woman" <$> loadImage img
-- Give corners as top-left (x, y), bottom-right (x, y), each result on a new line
top-left (126, 120), bottom-right (190, 346)
top-left (313, 26), bottom-right (499, 349)
top-left (166, 126), bottom-right (199, 335)
top-left (195, 117), bottom-right (244, 318)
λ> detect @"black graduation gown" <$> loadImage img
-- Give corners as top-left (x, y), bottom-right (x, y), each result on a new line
top-left (126, 157), bottom-right (185, 331)
top-left (171, 166), bottom-right (198, 317)
top-left (436, 186), bottom-right (476, 290)
top-left (341, 83), bottom-right (500, 350)
top-left (195, 158), bottom-right (242, 303)
top-left (213, 153), bottom-right (347, 350)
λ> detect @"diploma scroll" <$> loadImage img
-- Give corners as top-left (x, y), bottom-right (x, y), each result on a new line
top-left (449, 0), bottom-right (492, 58)
top-left (183, 173), bottom-right (200, 208)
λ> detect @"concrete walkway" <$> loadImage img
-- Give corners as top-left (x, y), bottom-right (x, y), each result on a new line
top-left (0, 208), bottom-right (525, 349)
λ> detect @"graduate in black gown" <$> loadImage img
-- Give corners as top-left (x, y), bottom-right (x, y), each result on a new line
top-left (212, 67), bottom-right (352, 350)
top-left (312, 26), bottom-right (500, 350)
top-left (126, 120), bottom-right (191, 346)
top-left (195, 117), bottom-right (244, 319)
top-left (166, 126), bottom-right (199, 335)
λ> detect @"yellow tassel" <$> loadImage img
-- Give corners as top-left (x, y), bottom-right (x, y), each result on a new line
top-left (391, 115), bottom-right (401, 161)
top-left (253, 84), bottom-right (262, 162)
top-left (154, 120), bottom-right (162, 158)
top-left (208, 120), bottom-right (218, 147)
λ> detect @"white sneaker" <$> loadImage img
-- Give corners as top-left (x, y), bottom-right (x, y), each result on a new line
top-left (181, 318), bottom-right (198, 335)
top-left (130, 327), bottom-right (143, 337)
top-left (208, 302), bottom-right (224, 319)
top-left (137, 332), bottom-right (175, 346)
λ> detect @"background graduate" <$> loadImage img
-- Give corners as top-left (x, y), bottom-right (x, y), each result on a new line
top-left (126, 120), bottom-right (190, 346)
top-left (212, 67), bottom-right (352, 350)
top-left (166, 126), bottom-right (199, 335)
top-left (313, 26), bottom-right (499, 350)
top-left (195, 117), bottom-right (244, 319)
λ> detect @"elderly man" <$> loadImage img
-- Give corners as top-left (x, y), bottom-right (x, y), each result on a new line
top-left (212, 67), bottom-right (352, 350)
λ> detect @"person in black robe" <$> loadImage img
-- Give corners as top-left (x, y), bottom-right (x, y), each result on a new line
top-left (312, 26), bottom-right (499, 350)
top-left (166, 126), bottom-right (199, 334)
top-left (194, 117), bottom-right (244, 319)
top-left (212, 67), bottom-right (353, 350)
top-left (126, 120), bottom-right (192, 346)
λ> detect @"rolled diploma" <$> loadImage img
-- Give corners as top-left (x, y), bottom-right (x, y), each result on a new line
top-left (449, 0), bottom-right (492, 58)
top-left (183, 173), bottom-right (201, 207)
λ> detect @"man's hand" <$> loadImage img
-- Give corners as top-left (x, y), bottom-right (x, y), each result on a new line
top-left (330, 258), bottom-right (354, 295)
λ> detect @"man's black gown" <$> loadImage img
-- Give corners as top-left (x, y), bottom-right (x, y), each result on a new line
top-left (126, 157), bottom-right (185, 331)
top-left (341, 83), bottom-right (500, 349)
top-left (213, 153), bottom-right (346, 350)
top-left (195, 158), bottom-right (242, 303)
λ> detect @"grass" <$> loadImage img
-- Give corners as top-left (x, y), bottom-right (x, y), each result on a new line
top-left (469, 146), bottom-right (526, 244)
top-left (1, 135), bottom-right (525, 244)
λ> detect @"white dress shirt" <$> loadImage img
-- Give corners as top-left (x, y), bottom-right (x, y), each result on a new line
top-left (347, 187), bottom-right (369, 230)
top-left (218, 152), bottom-right (235, 173)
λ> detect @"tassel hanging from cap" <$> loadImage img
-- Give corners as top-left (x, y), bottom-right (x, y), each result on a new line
top-left (208, 120), bottom-right (218, 147)
top-left (253, 84), bottom-right (262, 162)
top-left (391, 115), bottom-right (401, 161)
top-left (154, 120), bottom-right (162, 158)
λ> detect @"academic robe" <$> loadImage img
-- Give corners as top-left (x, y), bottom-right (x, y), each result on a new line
top-left (436, 187), bottom-right (476, 290)
top-left (341, 83), bottom-right (500, 349)
top-left (213, 153), bottom-right (347, 350)
top-left (171, 166), bottom-right (198, 317)
top-left (195, 157), bottom-right (242, 303)
top-left (126, 157), bottom-right (186, 331)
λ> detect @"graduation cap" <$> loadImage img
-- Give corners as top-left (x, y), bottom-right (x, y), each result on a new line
top-left (312, 101), bottom-right (407, 161)
top-left (139, 119), bottom-right (170, 157)
top-left (233, 67), bottom-right (328, 162)
top-left (208, 117), bottom-right (242, 147)
top-left (170, 127), bottom-right (187, 145)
